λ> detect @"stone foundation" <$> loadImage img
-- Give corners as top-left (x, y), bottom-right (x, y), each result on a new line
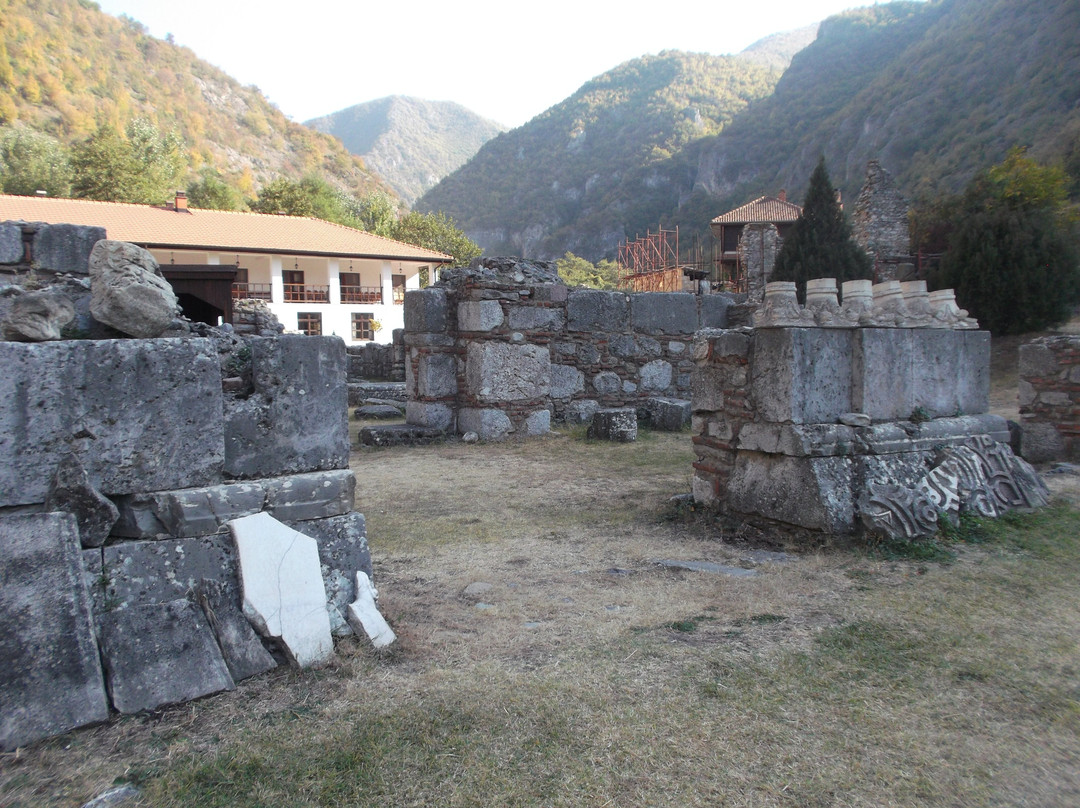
top-left (1019, 335), bottom-right (1080, 462)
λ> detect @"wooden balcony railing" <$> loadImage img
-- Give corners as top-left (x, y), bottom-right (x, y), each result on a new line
top-left (340, 285), bottom-right (383, 304)
top-left (283, 284), bottom-right (330, 303)
top-left (231, 283), bottom-right (272, 301)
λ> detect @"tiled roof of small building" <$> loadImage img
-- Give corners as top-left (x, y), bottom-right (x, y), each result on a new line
top-left (0, 194), bottom-right (451, 262)
top-left (711, 195), bottom-right (803, 225)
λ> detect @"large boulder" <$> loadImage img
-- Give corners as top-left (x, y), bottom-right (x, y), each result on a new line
top-left (89, 240), bottom-right (179, 338)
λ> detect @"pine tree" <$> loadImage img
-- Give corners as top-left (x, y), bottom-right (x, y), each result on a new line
top-left (771, 157), bottom-right (873, 300)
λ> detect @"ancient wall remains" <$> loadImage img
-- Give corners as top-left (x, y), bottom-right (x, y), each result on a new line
top-left (402, 258), bottom-right (739, 440)
top-left (691, 279), bottom-right (1048, 538)
top-left (346, 328), bottom-right (405, 386)
top-left (1019, 335), bottom-right (1080, 461)
top-left (0, 334), bottom-right (372, 751)
top-left (852, 161), bottom-right (911, 282)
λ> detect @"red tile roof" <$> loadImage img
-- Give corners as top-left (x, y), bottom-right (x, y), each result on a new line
top-left (711, 195), bottom-right (803, 225)
top-left (0, 194), bottom-right (451, 262)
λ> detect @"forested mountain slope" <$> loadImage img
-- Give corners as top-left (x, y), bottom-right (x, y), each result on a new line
top-left (417, 0), bottom-right (1080, 261)
top-left (305, 96), bottom-right (505, 206)
top-left (415, 50), bottom-right (783, 259)
top-left (0, 0), bottom-right (391, 199)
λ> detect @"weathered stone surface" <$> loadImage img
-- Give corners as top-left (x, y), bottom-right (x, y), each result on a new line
top-left (404, 287), bottom-right (448, 333)
top-left (231, 512), bottom-right (335, 667)
top-left (0, 513), bottom-right (108, 751)
top-left (284, 511), bottom-right (372, 637)
top-left (655, 559), bottom-right (757, 577)
top-left (1, 289), bottom-right (75, 341)
top-left (417, 352), bottom-right (458, 398)
top-left (508, 305), bottom-right (564, 332)
top-left (81, 784), bottom-right (141, 808)
top-left (459, 407), bottom-right (514, 441)
top-left (99, 599), bottom-right (234, 714)
top-left (728, 452), bottom-right (855, 533)
top-left (588, 408), bottom-right (637, 442)
top-left (563, 399), bottom-right (599, 425)
top-left (465, 341), bottom-right (550, 401)
top-left (45, 453), bottom-right (119, 547)
top-left (88, 240), bottom-right (179, 338)
top-left (700, 294), bottom-right (733, 328)
top-left (567, 289), bottom-right (630, 332)
top-left (0, 339), bottom-right (224, 507)
top-left (550, 364), bottom-right (585, 399)
top-left (405, 401), bottom-right (453, 431)
top-left (1020, 421), bottom-right (1067, 464)
top-left (354, 403), bottom-right (404, 419)
top-left (223, 335), bottom-right (348, 479)
top-left (640, 359), bottom-right (673, 391)
top-left (631, 293), bottom-right (698, 334)
top-left (610, 335), bottom-right (637, 358)
top-left (101, 534), bottom-right (238, 614)
top-left (644, 398), bottom-right (691, 431)
top-left (360, 423), bottom-right (446, 446)
top-left (457, 300), bottom-right (504, 331)
top-left (751, 328), bottom-right (853, 424)
top-left (592, 371), bottom-right (621, 395)
top-left (112, 483), bottom-right (265, 539)
top-left (193, 578), bottom-right (277, 682)
top-left (523, 409), bottom-right (551, 436)
top-left (0, 222), bottom-right (22, 264)
top-left (347, 571), bottom-right (396, 648)
top-left (32, 224), bottom-right (104, 274)
top-left (265, 470), bottom-right (355, 522)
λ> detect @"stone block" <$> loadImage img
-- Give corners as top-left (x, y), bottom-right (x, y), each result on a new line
top-left (89, 240), bottom-right (179, 338)
top-left (588, 408), bottom-right (637, 442)
top-left (1019, 341), bottom-right (1061, 378)
top-left (458, 407), bottom-right (514, 441)
top-left (1020, 421), bottom-right (1067, 463)
top-left (563, 399), bottom-right (599, 425)
top-left (609, 335), bottom-right (637, 358)
top-left (727, 452), bottom-right (855, 533)
top-left (1, 289), bottom-right (75, 342)
top-left (592, 371), bottom-right (621, 395)
top-left (631, 292), bottom-right (698, 334)
top-left (286, 512), bottom-right (372, 638)
top-left (193, 578), bottom-right (277, 683)
top-left (644, 398), bottom-right (691, 431)
top-left (909, 329), bottom-right (988, 418)
top-left (508, 305), bottom-right (564, 331)
top-left (0, 222), bottom-right (23, 264)
top-left (111, 483), bottom-right (266, 539)
top-left (231, 513), bottom-right (335, 667)
top-left (640, 359), bottom-right (673, 391)
top-left (32, 224), bottom-right (105, 274)
top-left (99, 599), bottom-right (234, 714)
top-left (530, 283), bottom-right (569, 303)
top-left (0, 339), bottom-right (224, 507)
top-left (0, 513), bottom-right (109, 751)
top-left (700, 294), bottom-right (732, 328)
top-left (360, 423), bottom-right (446, 446)
top-left (45, 453), bottom-right (118, 547)
top-left (550, 364), bottom-right (585, 399)
top-left (457, 300), bottom-right (504, 332)
top-left (524, 409), bottom-right (551, 436)
top-left (465, 341), bottom-right (550, 402)
top-left (751, 328), bottom-right (853, 424)
top-left (102, 534), bottom-right (238, 614)
top-left (406, 401), bottom-right (453, 431)
top-left (567, 289), bottom-right (630, 332)
top-left (403, 331), bottom-right (455, 348)
top-left (690, 366), bottom-right (728, 413)
top-left (223, 335), bottom-right (348, 479)
top-left (417, 352), bottom-right (458, 398)
top-left (852, 328), bottom-right (914, 420)
top-left (347, 572), bottom-right (396, 648)
top-left (404, 287), bottom-right (449, 334)
top-left (265, 470), bottom-right (356, 522)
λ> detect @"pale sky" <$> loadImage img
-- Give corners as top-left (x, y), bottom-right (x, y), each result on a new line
top-left (96, 0), bottom-right (901, 128)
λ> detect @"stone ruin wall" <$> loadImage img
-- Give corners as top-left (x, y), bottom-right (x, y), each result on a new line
top-left (345, 328), bottom-right (406, 387)
top-left (0, 333), bottom-right (372, 751)
top-left (401, 260), bottom-right (740, 440)
top-left (690, 324), bottom-right (1024, 535)
top-left (852, 161), bottom-right (913, 283)
top-left (1019, 335), bottom-right (1080, 461)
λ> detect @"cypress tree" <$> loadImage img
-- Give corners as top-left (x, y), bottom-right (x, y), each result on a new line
top-left (771, 157), bottom-right (873, 300)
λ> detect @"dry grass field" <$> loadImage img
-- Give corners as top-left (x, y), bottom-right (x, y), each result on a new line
top-left (3, 332), bottom-right (1080, 807)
